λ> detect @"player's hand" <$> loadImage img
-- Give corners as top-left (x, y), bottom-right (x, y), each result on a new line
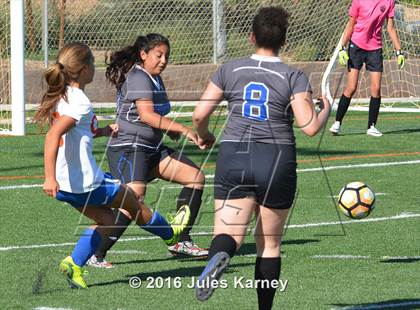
top-left (107, 124), bottom-right (119, 137)
top-left (97, 124), bottom-right (119, 137)
top-left (198, 132), bottom-right (216, 150)
top-left (167, 131), bottom-right (181, 141)
top-left (43, 177), bottom-right (60, 197)
top-left (338, 47), bottom-right (349, 66)
top-left (396, 51), bottom-right (405, 70)
top-left (183, 128), bottom-right (199, 145)
top-left (321, 95), bottom-right (331, 112)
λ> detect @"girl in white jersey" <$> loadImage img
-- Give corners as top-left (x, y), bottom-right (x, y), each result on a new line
top-left (34, 42), bottom-right (190, 289)
top-left (193, 6), bottom-right (331, 309)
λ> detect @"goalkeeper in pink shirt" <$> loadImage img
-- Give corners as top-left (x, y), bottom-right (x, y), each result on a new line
top-left (330, 0), bottom-right (405, 137)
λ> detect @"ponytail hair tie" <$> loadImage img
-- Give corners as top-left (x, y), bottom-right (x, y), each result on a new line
top-left (56, 62), bottom-right (64, 70)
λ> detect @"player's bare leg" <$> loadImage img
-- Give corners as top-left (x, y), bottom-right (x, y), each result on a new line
top-left (156, 153), bottom-right (208, 258)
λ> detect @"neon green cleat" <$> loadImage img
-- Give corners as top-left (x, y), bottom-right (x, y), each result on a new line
top-left (59, 256), bottom-right (88, 289)
top-left (164, 205), bottom-right (191, 246)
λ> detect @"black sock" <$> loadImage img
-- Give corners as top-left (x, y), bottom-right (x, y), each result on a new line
top-left (176, 187), bottom-right (203, 242)
top-left (208, 234), bottom-right (237, 260)
top-left (368, 96), bottom-right (381, 128)
top-left (255, 257), bottom-right (282, 310)
top-left (94, 210), bottom-right (132, 259)
top-left (336, 94), bottom-right (352, 123)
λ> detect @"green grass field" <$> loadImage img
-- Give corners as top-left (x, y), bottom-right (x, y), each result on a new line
top-left (1, 111), bottom-right (420, 310)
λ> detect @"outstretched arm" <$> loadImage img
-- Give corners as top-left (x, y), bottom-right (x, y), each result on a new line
top-left (136, 99), bottom-right (198, 144)
top-left (94, 123), bottom-right (119, 138)
top-left (193, 81), bottom-right (223, 148)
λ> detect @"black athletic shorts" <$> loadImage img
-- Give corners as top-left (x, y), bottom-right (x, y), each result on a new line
top-left (214, 142), bottom-right (297, 209)
top-left (107, 144), bottom-right (196, 183)
top-left (348, 41), bottom-right (383, 72)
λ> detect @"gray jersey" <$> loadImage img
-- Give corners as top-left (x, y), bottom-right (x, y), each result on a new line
top-left (109, 65), bottom-right (171, 149)
top-left (211, 54), bottom-right (312, 145)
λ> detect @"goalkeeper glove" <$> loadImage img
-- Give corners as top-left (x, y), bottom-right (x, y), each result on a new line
top-left (396, 50), bottom-right (405, 70)
top-left (338, 46), bottom-right (349, 66)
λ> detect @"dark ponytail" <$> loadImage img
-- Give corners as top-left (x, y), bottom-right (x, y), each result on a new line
top-left (106, 33), bottom-right (170, 90)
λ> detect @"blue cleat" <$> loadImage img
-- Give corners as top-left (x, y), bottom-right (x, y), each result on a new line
top-left (195, 251), bottom-right (230, 301)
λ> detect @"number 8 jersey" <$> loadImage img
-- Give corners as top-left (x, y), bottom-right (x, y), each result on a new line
top-left (211, 54), bottom-right (312, 145)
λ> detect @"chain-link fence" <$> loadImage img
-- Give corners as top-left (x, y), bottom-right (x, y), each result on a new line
top-left (0, 0), bottom-right (11, 131)
top-left (6, 0), bottom-right (354, 64)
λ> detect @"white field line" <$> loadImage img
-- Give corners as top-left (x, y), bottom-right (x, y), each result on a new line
top-left (4, 97), bottom-right (420, 111)
top-left (381, 255), bottom-right (420, 260)
top-left (295, 160), bottom-right (420, 173)
top-left (331, 300), bottom-right (420, 310)
top-left (314, 255), bottom-right (420, 261)
top-left (2, 159), bottom-right (420, 191)
top-left (34, 307), bottom-right (75, 310)
top-left (107, 250), bottom-right (148, 254)
top-left (286, 212), bottom-right (419, 229)
top-left (0, 184), bottom-right (42, 190)
top-left (312, 255), bottom-right (370, 259)
top-left (0, 213), bottom-right (419, 252)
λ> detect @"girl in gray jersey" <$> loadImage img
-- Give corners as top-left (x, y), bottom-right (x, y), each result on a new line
top-left (193, 6), bottom-right (331, 309)
top-left (86, 34), bottom-right (209, 267)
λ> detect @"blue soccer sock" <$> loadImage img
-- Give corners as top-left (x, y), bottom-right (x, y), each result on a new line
top-left (71, 228), bottom-right (102, 267)
top-left (140, 211), bottom-right (173, 240)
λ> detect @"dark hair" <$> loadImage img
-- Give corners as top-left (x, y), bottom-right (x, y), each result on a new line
top-left (34, 42), bottom-right (93, 127)
top-left (106, 33), bottom-right (170, 89)
top-left (252, 6), bottom-right (289, 53)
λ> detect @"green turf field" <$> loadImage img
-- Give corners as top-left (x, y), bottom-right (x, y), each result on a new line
top-left (1, 111), bottom-right (419, 310)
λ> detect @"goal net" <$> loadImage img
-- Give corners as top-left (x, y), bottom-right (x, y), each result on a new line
top-left (0, 0), bottom-right (11, 133)
top-left (323, 0), bottom-right (420, 112)
top-left (1, 0), bottom-right (419, 134)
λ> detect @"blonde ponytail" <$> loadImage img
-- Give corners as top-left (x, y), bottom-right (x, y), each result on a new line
top-left (34, 42), bottom-right (93, 128)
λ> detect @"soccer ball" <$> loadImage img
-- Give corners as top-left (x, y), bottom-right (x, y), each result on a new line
top-left (338, 182), bottom-right (375, 219)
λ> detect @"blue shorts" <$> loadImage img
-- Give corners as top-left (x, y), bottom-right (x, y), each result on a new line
top-left (56, 173), bottom-right (121, 208)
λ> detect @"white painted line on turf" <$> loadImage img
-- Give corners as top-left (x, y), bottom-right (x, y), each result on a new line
top-left (331, 300), bottom-right (420, 310)
top-left (1, 213), bottom-right (419, 252)
top-left (295, 160), bottom-right (420, 173)
top-left (34, 307), bottom-right (75, 310)
top-left (0, 242), bottom-right (77, 251)
top-left (0, 184), bottom-right (42, 190)
top-left (287, 212), bottom-right (420, 229)
top-left (312, 255), bottom-right (370, 259)
top-left (381, 255), bottom-right (420, 260)
top-left (2, 159), bottom-right (420, 191)
top-left (108, 250), bottom-right (148, 254)
top-left (205, 158), bottom-right (420, 177)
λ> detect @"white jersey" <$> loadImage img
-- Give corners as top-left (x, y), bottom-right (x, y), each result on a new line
top-left (54, 86), bottom-right (104, 193)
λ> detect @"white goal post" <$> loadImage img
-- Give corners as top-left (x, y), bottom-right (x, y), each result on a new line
top-left (1, 0), bottom-right (25, 136)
